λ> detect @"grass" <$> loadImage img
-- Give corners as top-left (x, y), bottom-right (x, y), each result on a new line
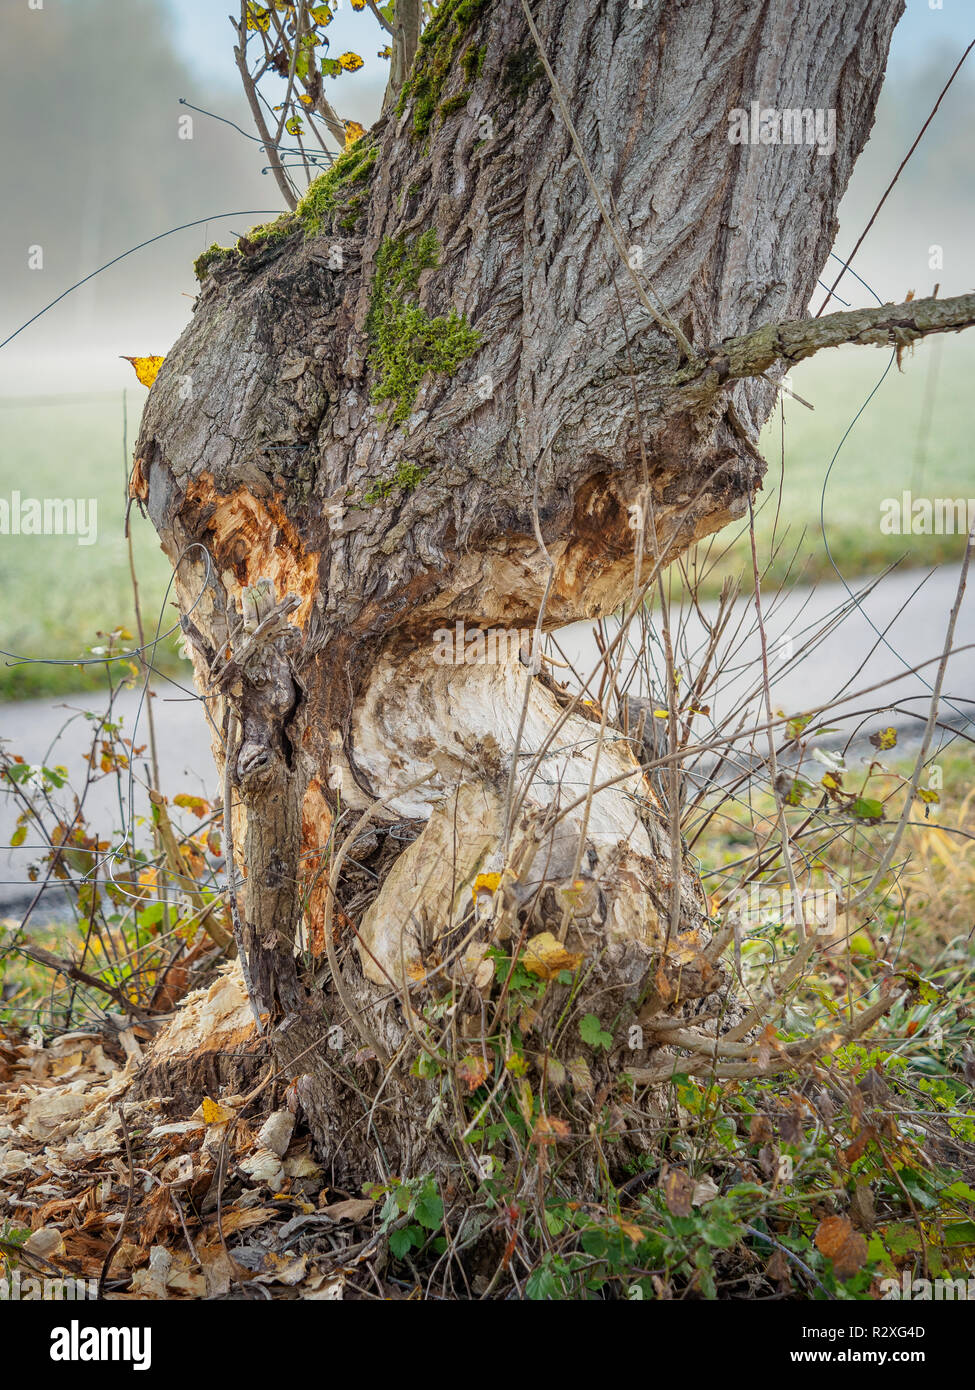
top-left (703, 333), bottom-right (974, 595)
top-left (0, 391), bottom-right (185, 701)
top-left (0, 332), bottom-right (971, 701)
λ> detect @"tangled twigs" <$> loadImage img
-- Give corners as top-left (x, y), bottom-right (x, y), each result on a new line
top-left (630, 983), bottom-right (907, 1085)
top-left (319, 773), bottom-right (434, 1067)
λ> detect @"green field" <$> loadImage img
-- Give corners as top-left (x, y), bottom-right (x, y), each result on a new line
top-left (0, 389), bottom-right (183, 701)
top-left (706, 333), bottom-right (974, 593)
top-left (0, 333), bottom-right (971, 701)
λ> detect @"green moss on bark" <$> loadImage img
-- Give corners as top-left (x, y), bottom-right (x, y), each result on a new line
top-left (366, 230), bottom-right (480, 424)
top-left (461, 42), bottom-right (487, 83)
top-left (396, 0), bottom-right (490, 137)
top-left (194, 141), bottom-right (378, 278)
top-left (241, 214), bottom-right (297, 251)
top-left (502, 45), bottom-right (544, 102)
top-left (296, 141), bottom-right (378, 235)
top-left (360, 461), bottom-right (429, 506)
top-left (193, 243), bottom-right (236, 282)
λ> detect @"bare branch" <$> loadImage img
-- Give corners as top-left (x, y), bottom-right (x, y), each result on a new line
top-left (233, 3), bottom-right (298, 209)
top-left (709, 291), bottom-right (975, 387)
top-left (368, 0), bottom-right (394, 35)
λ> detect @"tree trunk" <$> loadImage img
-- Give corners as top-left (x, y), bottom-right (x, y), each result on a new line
top-left (132, 0), bottom-right (971, 1185)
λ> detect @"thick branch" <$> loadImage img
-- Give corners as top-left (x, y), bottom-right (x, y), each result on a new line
top-left (715, 291), bottom-right (975, 385)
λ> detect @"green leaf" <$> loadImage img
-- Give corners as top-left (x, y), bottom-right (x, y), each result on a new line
top-left (137, 901), bottom-right (166, 931)
top-left (881, 1222), bottom-right (922, 1255)
top-left (525, 1265), bottom-right (563, 1300)
top-left (580, 1227), bottom-right (608, 1257)
top-left (544, 1208), bottom-right (565, 1237)
top-left (414, 1190), bottom-right (444, 1231)
top-left (850, 797), bottom-right (884, 823)
top-left (9, 824), bottom-right (27, 848)
top-left (579, 1013), bottom-right (612, 1051)
top-left (943, 1221), bottom-right (975, 1248)
top-left (388, 1227), bottom-right (414, 1259)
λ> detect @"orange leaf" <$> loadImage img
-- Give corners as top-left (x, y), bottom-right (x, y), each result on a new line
top-left (814, 1215), bottom-right (868, 1279)
top-left (456, 1055), bottom-right (490, 1093)
top-left (533, 1115), bottom-right (571, 1145)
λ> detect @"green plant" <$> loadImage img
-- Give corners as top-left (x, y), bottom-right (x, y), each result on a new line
top-left (360, 460), bottom-right (430, 506)
top-left (372, 1175), bottom-right (446, 1260)
top-left (366, 230), bottom-right (480, 422)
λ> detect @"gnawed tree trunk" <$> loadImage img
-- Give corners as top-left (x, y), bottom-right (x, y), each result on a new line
top-left (132, 0), bottom-right (973, 1185)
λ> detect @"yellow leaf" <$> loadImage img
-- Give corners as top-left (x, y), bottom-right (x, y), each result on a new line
top-left (522, 931), bottom-right (583, 980)
top-left (344, 120), bottom-right (366, 147)
top-left (201, 1096), bottom-right (235, 1125)
top-left (614, 1215), bottom-right (646, 1244)
top-left (848, 932), bottom-right (875, 958)
top-left (338, 51), bottom-right (364, 72)
top-left (516, 1077), bottom-right (533, 1125)
top-left (121, 355), bottom-right (165, 388)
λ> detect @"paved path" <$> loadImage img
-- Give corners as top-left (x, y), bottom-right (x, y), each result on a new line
top-left (1, 566), bottom-right (971, 912)
top-left (556, 565), bottom-right (975, 736)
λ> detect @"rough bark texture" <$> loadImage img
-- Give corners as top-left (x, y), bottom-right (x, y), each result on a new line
top-left (131, 0), bottom-right (931, 1181)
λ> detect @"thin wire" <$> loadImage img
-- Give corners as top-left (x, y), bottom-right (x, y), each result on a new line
top-left (0, 213), bottom-right (280, 353)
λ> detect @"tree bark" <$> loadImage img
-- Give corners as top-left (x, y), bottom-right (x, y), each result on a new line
top-left (132, 0), bottom-right (971, 1182)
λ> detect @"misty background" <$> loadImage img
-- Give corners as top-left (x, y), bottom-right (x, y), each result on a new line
top-left (0, 0), bottom-right (972, 394)
top-left (0, 0), bottom-right (972, 704)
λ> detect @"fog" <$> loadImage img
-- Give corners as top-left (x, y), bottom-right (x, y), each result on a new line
top-left (0, 0), bottom-right (972, 397)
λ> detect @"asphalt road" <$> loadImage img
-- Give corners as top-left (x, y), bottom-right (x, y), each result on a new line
top-left (1, 565), bottom-right (971, 913)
